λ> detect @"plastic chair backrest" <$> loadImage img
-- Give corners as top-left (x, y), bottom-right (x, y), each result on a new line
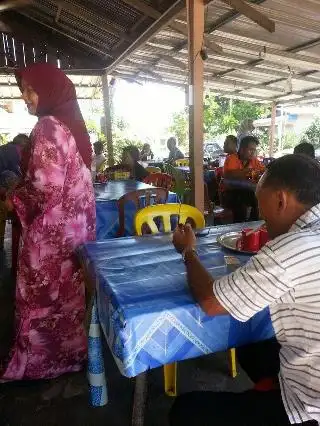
top-left (117, 188), bottom-right (168, 237)
top-left (143, 173), bottom-right (173, 190)
top-left (175, 159), bottom-right (189, 167)
top-left (146, 166), bottom-right (161, 174)
top-left (135, 203), bottom-right (205, 236)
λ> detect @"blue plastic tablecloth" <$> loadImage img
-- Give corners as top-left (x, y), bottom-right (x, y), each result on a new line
top-left (79, 222), bottom-right (275, 406)
top-left (94, 180), bottom-right (178, 240)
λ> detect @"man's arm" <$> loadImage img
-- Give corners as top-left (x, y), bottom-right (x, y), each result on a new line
top-left (173, 224), bottom-right (290, 323)
top-left (183, 248), bottom-right (228, 316)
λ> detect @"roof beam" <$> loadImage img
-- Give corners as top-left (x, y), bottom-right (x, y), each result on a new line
top-left (142, 43), bottom-right (320, 84)
top-left (121, 0), bottom-right (223, 54)
top-left (107, 0), bottom-right (186, 72)
top-left (208, 34), bottom-right (320, 71)
top-left (220, 0), bottom-right (275, 32)
top-left (55, 4), bottom-right (62, 23)
top-left (206, 0), bottom-right (266, 32)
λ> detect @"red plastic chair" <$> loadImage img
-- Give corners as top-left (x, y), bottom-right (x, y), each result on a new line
top-left (143, 173), bottom-right (173, 190)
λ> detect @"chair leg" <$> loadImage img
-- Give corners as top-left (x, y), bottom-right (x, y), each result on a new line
top-left (228, 348), bottom-right (237, 378)
top-left (164, 363), bottom-right (177, 396)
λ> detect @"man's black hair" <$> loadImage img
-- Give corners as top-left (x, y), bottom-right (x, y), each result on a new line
top-left (238, 135), bottom-right (259, 151)
top-left (93, 141), bottom-right (103, 152)
top-left (12, 133), bottom-right (29, 145)
top-left (123, 145), bottom-right (140, 162)
top-left (225, 135), bottom-right (237, 145)
top-left (293, 142), bottom-right (315, 159)
top-left (263, 154), bottom-right (320, 207)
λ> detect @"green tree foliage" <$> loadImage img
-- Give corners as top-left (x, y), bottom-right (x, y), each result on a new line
top-left (168, 94), bottom-right (270, 144)
top-left (168, 109), bottom-right (189, 149)
top-left (0, 134), bottom-right (9, 146)
top-left (301, 117), bottom-right (320, 149)
top-left (203, 96), bottom-right (270, 138)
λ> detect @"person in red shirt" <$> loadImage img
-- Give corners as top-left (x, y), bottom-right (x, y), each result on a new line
top-left (223, 135), bottom-right (265, 222)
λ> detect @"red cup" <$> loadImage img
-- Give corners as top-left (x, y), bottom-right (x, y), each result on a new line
top-left (259, 228), bottom-right (269, 248)
top-left (241, 228), bottom-right (261, 252)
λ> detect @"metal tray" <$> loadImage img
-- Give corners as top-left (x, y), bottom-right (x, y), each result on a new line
top-left (217, 231), bottom-right (258, 255)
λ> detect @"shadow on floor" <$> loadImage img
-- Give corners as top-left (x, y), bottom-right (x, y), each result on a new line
top-left (0, 226), bottom-right (252, 426)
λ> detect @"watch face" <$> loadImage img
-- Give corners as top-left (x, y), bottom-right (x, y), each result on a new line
top-left (224, 256), bottom-right (241, 272)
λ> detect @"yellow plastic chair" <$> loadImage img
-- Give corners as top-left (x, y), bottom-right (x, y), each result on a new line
top-left (175, 158), bottom-right (189, 167)
top-left (135, 203), bottom-right (204, 397)
top-left (135, 203), bottom-right (205, 236)
top-left (146, 166), bottom-right (161, 174)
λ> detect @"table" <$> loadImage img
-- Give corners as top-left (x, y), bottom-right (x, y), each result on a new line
top-left (175, 166), bottom-right (216, 184)
top-left (94, 180), bottom-right (178, 240)
top-left (78, 222), bottom-right (275, 409)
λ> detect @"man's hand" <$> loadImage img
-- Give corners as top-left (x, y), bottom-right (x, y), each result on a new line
top-left (173, 224), bottom-right (196, 253)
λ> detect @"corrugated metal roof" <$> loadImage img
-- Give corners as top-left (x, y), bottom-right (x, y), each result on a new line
top-left (109, 0), bottom-right (320, 105)
top-left (0, 0), bottom-right (320, 104)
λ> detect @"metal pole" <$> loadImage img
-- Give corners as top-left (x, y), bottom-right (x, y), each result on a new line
top-left (187, 0), bottom-right (204, 212)
top-left (269, 102), bottom-right (277, 157)
top-left (102, 72), bottom-right (114, 166)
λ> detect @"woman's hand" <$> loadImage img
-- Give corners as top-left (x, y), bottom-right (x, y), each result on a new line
top-left (173, 224), bottom-right (196, 253)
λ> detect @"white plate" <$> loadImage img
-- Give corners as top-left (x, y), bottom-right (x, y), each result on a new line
top-left (217, 231), bottom-right (258, 255)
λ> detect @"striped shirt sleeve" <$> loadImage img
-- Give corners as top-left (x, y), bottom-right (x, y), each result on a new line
top-left (213, 244), bottom-right (291, 322)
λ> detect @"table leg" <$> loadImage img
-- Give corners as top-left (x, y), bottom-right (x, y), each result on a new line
top-left (132, 372), bottom-right (148, 426)
top-left (88, 301), bottom-right (108, 407)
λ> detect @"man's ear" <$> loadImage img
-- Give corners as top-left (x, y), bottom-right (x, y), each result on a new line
top-left (277, 190), bottom-right (288, 214)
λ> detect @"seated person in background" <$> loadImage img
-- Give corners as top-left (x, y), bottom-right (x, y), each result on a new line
top-left (0, 133), bottom-right (30, 192)
top-left (224, 134), bottom-right (237, 155)
top-left (219, 134), bottom-right (238, 167)
top-left (170, 154), bottom-right (320, 426)
top-left (122, 145), bottom-right (149, 181)
top-left (223, 135), bottom-right (265, 222)
top-left (91, 140), bottom-right (106, 179)
top-left (167, 137), bottom-right (184, 162)
top-left (140, 143), bottom-right (154, 161)
top-left (294, 142), bottom-right (315, 159)
top-left (105, 145), bottom-right (149, 182)
top-left (0, 133), bottom-right (29, 176)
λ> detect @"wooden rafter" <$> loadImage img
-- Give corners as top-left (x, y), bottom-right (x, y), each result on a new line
top-left (220, 0), bottom-right (275, 33)
top-left (121, 0), bottom-right (223, 53)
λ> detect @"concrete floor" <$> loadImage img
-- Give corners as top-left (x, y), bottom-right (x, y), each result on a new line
top-left (0, 225), bottom-right (252, 426)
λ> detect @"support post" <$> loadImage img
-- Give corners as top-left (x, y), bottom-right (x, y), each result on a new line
top-left (102, 73), bottom-right (114, 166)
top-left (269, 102), bottom-right (277, 157)
top-left (187, 0), bottom-right (204, 212)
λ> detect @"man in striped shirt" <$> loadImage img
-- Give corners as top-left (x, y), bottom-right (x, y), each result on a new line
top-left (170, 154), bottom-right (320, 426)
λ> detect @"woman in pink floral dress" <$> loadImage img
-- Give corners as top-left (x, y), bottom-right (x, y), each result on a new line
top-left (1, 63), bottom-right (96, 380)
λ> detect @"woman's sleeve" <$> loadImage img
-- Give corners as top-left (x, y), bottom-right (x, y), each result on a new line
top-left (13, 117), bottom-right (68, 226)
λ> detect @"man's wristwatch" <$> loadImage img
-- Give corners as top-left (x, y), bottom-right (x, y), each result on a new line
top-left (181, 247), bottom-right (198, 263)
